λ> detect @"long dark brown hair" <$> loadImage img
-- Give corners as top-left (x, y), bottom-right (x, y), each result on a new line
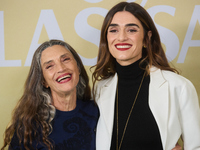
top-left (1, 39), bottom-right (91, 150)
top-left (92, 2), bottom-right (178, 91)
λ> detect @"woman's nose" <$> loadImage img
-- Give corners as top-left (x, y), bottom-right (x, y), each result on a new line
top-left (118, 30), bottom-right (128, 41)
top-left (57, 62), bottom-right (66, 73)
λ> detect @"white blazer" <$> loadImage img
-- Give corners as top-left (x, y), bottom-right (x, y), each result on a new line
top-left (95, 67), bottom-right (200, 150)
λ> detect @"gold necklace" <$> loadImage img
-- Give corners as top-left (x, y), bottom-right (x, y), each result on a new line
top-left (116, 72), bottom-right (146, 150)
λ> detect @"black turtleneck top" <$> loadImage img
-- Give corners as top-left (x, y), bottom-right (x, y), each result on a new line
top-left (110, 59), bottom-right (163, 150)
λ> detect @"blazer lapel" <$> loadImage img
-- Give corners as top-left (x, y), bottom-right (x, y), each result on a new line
top-left (149, 67), bottom-right (169, 149)
top-left (98, 74), bottom-right (118, 136)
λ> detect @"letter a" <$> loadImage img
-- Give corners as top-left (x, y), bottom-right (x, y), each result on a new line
top-left (24, 10), bottom-right (63, 66)
top-left (178, 5), bottom-right (200, 63)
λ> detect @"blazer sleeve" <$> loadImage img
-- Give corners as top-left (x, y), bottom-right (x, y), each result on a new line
top-left (178, 79), bottom-right (200, 149)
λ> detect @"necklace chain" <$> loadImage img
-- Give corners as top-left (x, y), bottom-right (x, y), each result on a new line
top-left (116, 72), bottom-right (146, 150)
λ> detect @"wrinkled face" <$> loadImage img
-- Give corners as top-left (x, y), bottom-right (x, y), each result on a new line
top-left (41, 45), bottom-right (80, 97)
top-left (107, 11), bottom-right (145, 66)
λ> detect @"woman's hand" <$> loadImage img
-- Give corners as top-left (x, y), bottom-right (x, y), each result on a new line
top-left (171, 143), bottom-right (182, 150)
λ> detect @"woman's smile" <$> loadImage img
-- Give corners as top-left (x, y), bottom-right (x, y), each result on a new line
top-left (56, 73), bottom-right (72, 83)
top-left (115, 43), bottom-right (132, 51)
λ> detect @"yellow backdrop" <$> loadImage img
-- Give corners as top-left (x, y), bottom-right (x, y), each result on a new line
top-left (0, 0), bottom-right (200, 147)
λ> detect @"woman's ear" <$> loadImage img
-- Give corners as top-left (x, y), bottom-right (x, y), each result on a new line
top-left (42, 80), bottom-right (49, 88)
top-left (143, 31), bottom-right (152, 47)
top-left (148, 30), bottom-right (152, 40)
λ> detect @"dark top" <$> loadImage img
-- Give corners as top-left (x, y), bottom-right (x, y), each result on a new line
top-left (110, 59), bottom-right (163, 150)
top-left (10, 99), bottom-right (99, 150)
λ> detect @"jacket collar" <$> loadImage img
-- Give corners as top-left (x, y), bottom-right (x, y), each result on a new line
top-left (149, 66), bottom-right (169, 149)
top-left (150, 66), bottom-right (166, 88)
top-left (97, 74), bottom-right (118, 136)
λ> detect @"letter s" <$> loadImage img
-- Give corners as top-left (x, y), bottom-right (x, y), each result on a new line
top-left (74, 7), bottom-right (108, 66)
top-left (147, 5), bottom-right (179, 62)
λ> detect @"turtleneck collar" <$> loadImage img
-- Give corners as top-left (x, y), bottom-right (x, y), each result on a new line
top-left (116, 58), bottom-right (144, 79)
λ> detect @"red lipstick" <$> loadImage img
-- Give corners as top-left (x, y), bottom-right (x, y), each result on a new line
top-left (115, 43), bottom-right (132, 51)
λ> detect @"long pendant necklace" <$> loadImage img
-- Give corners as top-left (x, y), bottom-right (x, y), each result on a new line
top-left (116, 72), bottom-right (146, 150)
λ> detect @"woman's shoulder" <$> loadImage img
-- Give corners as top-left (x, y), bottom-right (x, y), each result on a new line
top-left (151, 66), bottom-right (195, 88)
top-left (78, 99), bottom-right (99, 115)
top-left (96, 74), bottom-right (117, 88)
top-left (162, 70), bottom-right (193, 85)
top-left (79, 99), bottom-right (97, 107)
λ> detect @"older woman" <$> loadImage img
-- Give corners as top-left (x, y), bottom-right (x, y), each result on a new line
top-left (1, 40), bottom-right (99, 150)
top-left (92, 2), bottom-right (200, 150)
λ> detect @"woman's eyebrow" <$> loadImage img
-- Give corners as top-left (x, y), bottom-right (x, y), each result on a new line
top-left (125, 23), bottom-right (139, 28)
top-left (43, 60), bottom-right (53, 67)
top-left (108, 23), bottom-right (118, 27)
top-left (108, 23), bottom-right (139, 28)
top-left (60, 53), bottom-right (70, 59)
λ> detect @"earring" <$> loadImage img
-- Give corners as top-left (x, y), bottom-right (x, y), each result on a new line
top-left (143, 45), bottom-right (146, 48)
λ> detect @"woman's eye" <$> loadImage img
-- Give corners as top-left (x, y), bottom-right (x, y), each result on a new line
top-left (46, 65), bottom-right (53, 69)
top-left (63, 58), bottom-right (70, 61)
top-left (128, 29), bottom-right (137, 32)
top-left (109, 29), bottom-right (118, 33)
